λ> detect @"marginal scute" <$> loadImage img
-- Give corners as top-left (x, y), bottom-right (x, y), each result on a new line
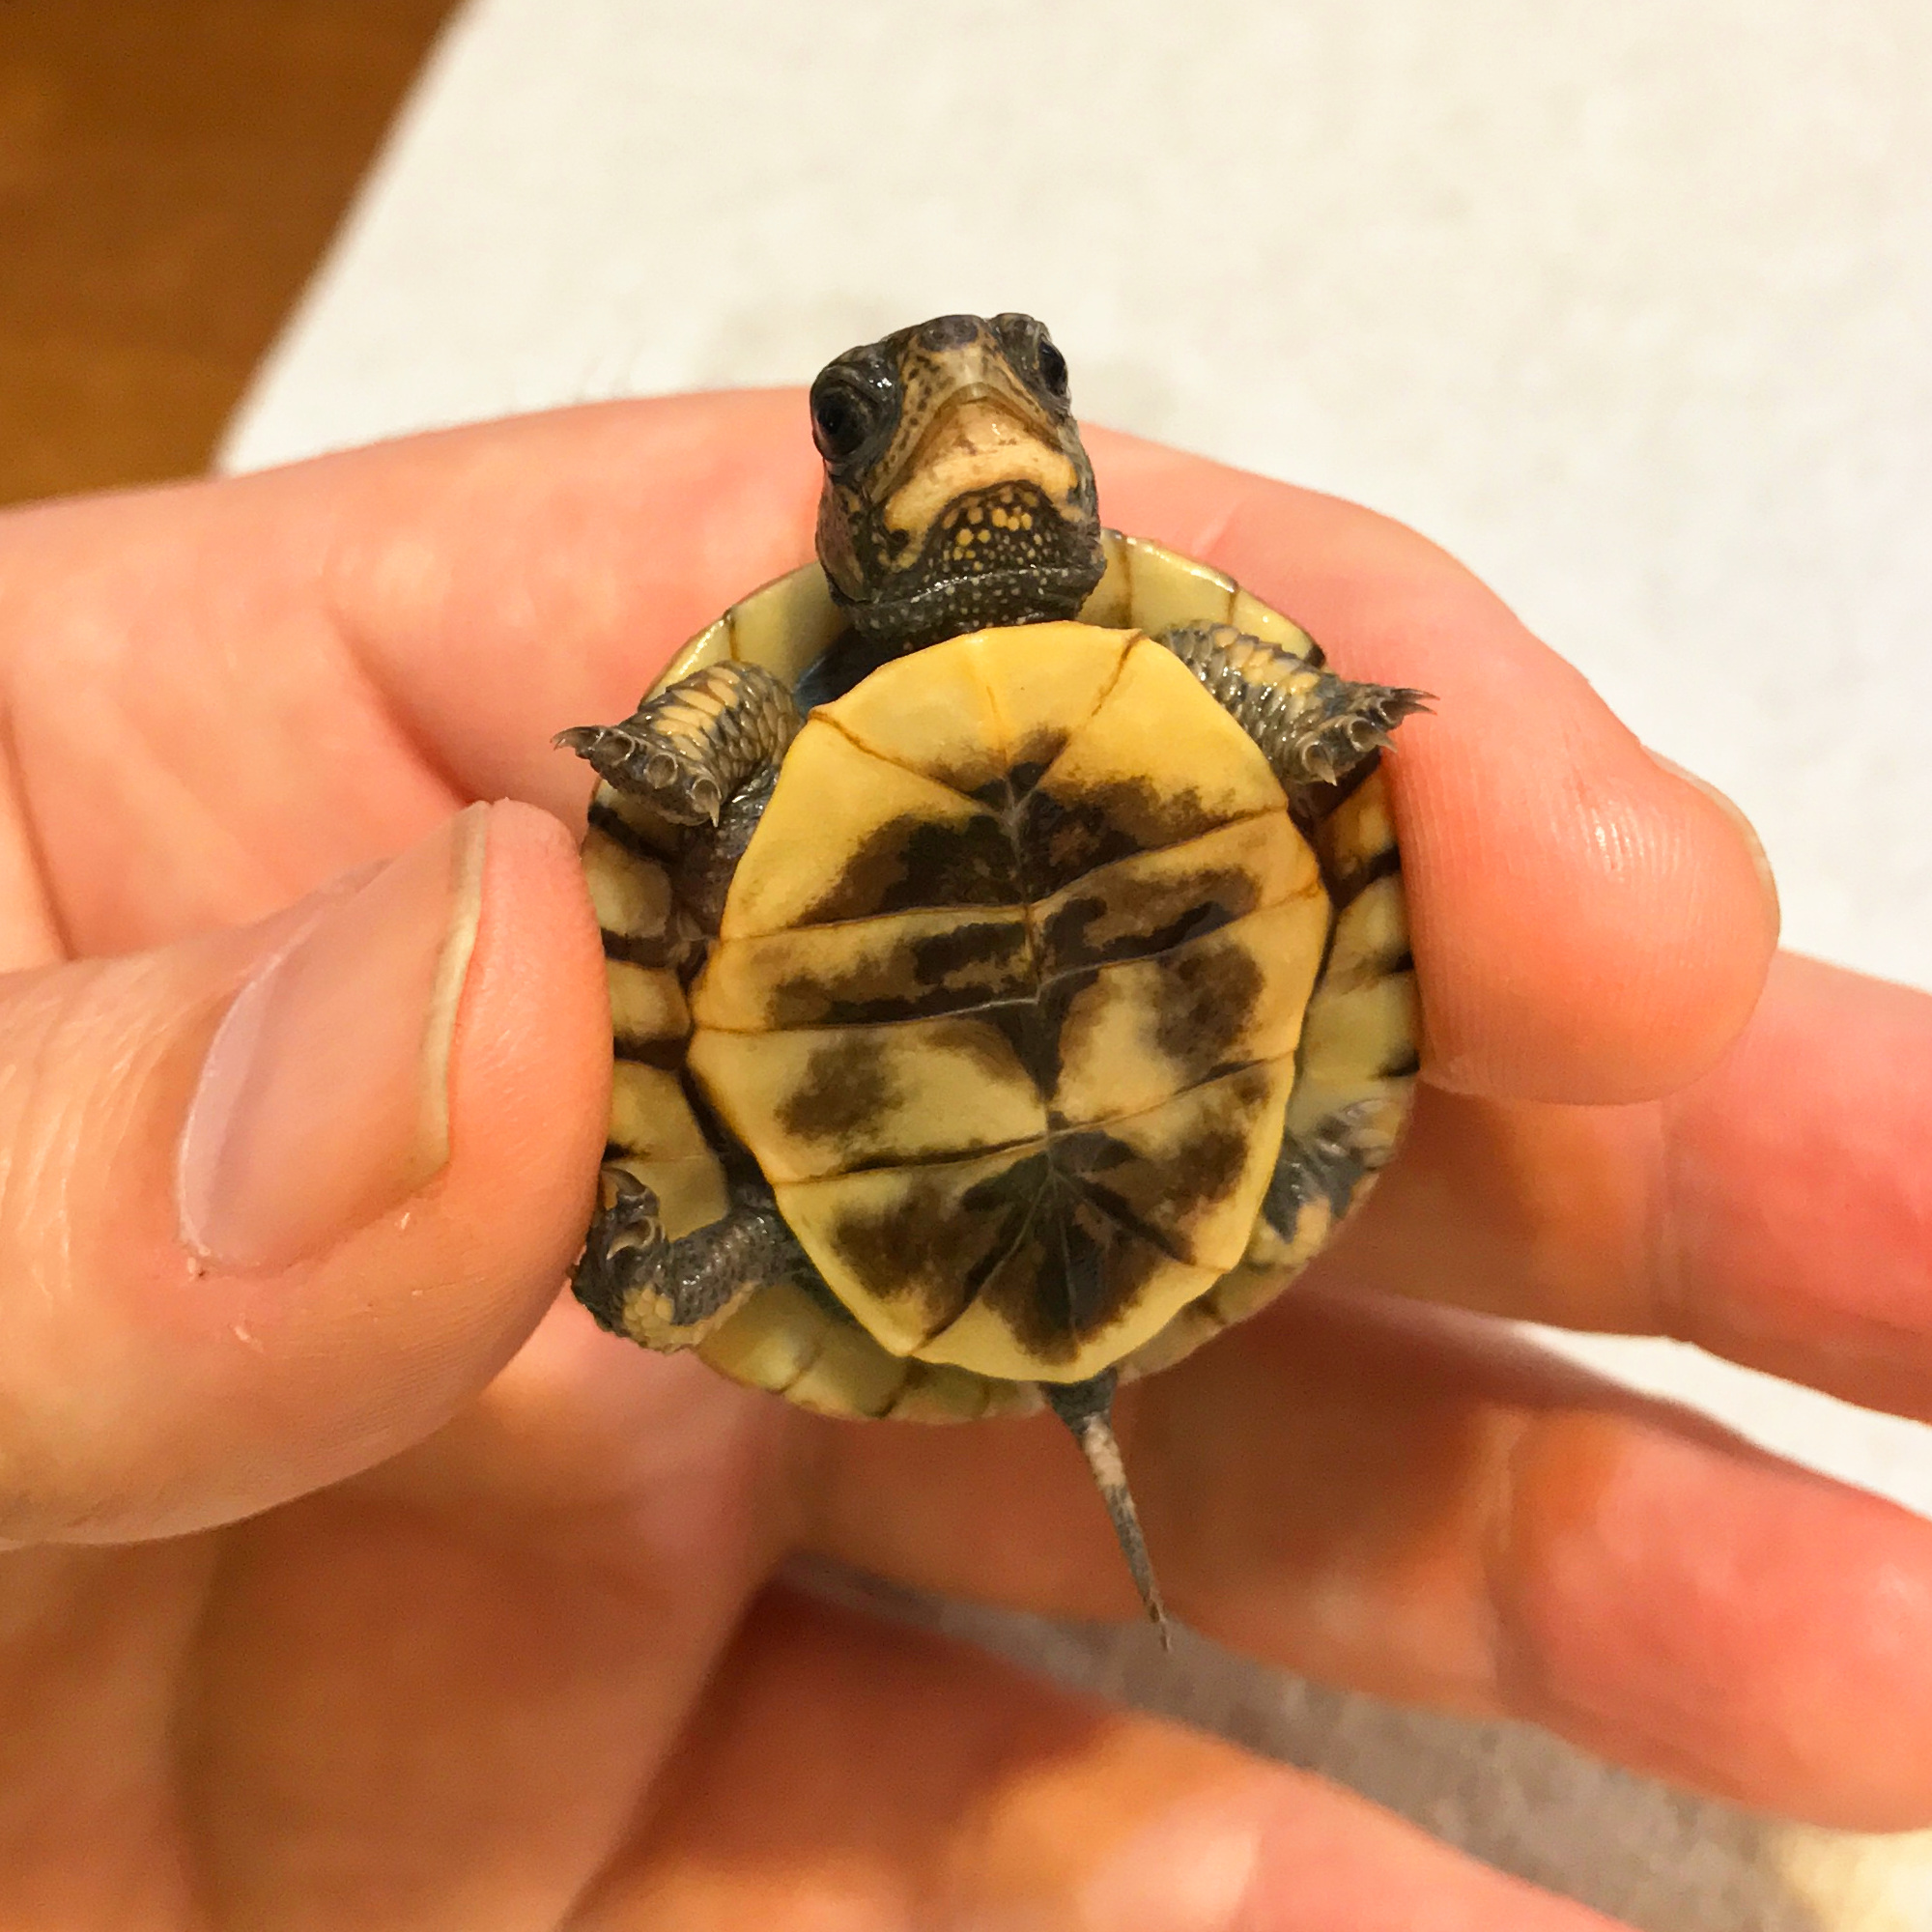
top-left (582, 828), bottom-right (674, 942)
top-left (1229, 586), bottom-right (1318, 655)
top-left (1321, 872), bottom-right (1410, 995)
top-left (659, 618), bottom-right (732, 689)
top-left (609, 1062), bottom-right (714, 1163)
top-left (1321, 766), bottom-right (1401, 892)
top-left (724, 562), bottom-right (845, 683)
top-left (1075, 529), bottom-right (1132, 627)
top-left (1121, 534), bottom-right (1236, 634)
top-left (1294, 971), bottom-right (1421, 1089)
top-left (606, 957), bottom-right (689, 1044)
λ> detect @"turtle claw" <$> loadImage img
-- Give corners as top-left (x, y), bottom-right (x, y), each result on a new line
top-left (555, 722), bottom-right (723, 825)
top-left (1296, 684), bottom-right (1434, 784)
top-left (572, 1166), bottom-right (669, 1337)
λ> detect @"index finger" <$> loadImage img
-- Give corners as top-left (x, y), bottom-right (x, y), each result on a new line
top-left (2, 396), bottom-right (1776, 1104)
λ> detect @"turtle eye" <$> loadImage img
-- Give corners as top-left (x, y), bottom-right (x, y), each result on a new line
top-left (1035, 332), bottom-right (1070, 406)
top-left (810, 368), bottom-right (884, 464)
top-left (993, 313), bottom-right (1072, 409)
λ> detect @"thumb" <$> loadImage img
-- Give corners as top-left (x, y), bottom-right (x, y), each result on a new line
top-left (0, 800), bottom-right (609, 1545)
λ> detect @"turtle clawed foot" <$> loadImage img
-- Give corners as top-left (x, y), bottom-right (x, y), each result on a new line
top-left (1298, 683), bottom-right (1435, 784)
top-left (572, 1166), bottom-right (671, 1337)
top-left (554, 722), bottom-right (724, 825)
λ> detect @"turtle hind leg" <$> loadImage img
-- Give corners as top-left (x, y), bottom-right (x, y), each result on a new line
top-left (1159, 622), bottom-right (1431, 795)
top-left (574, 1167), bottom-right (805, 1351)
top-left (1040, 1369), bottom-right (1173, 1649)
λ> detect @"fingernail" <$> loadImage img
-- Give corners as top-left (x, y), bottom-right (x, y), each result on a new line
top-left (177, 805), bottom-right (490, 1270)
top-left (1644, 748), bottom-right (1782, 932)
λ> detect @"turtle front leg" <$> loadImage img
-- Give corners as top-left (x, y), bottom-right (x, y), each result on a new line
top-left (556, 659), bottom-right (802, 833)
top-left (561, 662), bottom-right (809, 1351)
top-left (1160, 623), bottom-right (1430, 801)
top-left (575, 1167), bottom-right (810, 1351)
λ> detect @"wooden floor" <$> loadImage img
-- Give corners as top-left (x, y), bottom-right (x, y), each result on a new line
top-left (0, 1), bottom-right (457, 507)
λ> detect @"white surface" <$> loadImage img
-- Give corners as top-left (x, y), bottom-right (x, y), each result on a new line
top-left (222, 4), bottom-right (1932, 1922)
top-left (226, 0), bottom-right (1932, 993)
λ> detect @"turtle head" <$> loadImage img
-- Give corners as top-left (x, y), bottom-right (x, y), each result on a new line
top-left (810, 312), bottom-right (1106, 654)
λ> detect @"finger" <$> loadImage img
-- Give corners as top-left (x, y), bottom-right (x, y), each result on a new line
top-left (1094, 438), bottom-right (1781, 1101)
top-left (0, 394), bottom-right (816, 956)
top-left (176, 1296), bottom-right (800, 1928)
top-left (4, 405), bottom-right (1774, 1103)
top-left (0, 800), bottom-right (610, 1544)
top-left (575, 1586), bottom-right (1618, 1932)
top-left (1328, 952), bottom-right (1932, 1420)
top-left (803, 1290), bottom-right (1932, 1832)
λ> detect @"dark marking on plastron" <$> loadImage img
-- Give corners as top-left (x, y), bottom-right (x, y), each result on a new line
top-left (1048, 1130), bottom-right (1189, 1260)
top-left (822, 1167), bottom-right (1026, 1329)
top-left (1151, 941), bottom-right (1265, 1070)
top-left (795, 811), bottom-right (1018, 923)
top-left (777, 1040), bottom-right (898, 1143)
top-left (766, 918), bottom-right (1031, 1028)
top-left (1006, 753), bottom-right (1058, 798)
top-left (966, 1163), bottom-right (1174, 1364)
top-left (1018, 776), bottom-right (1229, 894)
top-left (1012, 787), bottom-right (1148, 895)
top-left (970, 992), bottom-right (1072, 1098)
top-left (1037, 863), bottom-right (1260, 975)
top-left (1057, 1118), bottom-right (1253, 1264)
top-left (913, 918), bottom-right (1032, 983)
top-left (969, 754), bottom-right (1058, 815)
top-left (899, 920), bottom-right (1036, 1018)
top-left (923, 1013), bottom-right (1040, 1094)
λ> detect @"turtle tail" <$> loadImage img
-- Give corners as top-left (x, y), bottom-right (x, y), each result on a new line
top-left (1041, 1371), bottom-right (1173, 1650)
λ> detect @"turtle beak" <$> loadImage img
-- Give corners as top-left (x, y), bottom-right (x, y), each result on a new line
top-left (881, 383), bottom-right (1083, 542)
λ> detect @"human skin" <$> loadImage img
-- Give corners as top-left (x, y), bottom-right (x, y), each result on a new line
top-left (0, 391), bottom-right (1924, 1929)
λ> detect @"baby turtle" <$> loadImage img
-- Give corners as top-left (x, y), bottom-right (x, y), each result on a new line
top-left (558, 313), bottom-right (1426, 1634)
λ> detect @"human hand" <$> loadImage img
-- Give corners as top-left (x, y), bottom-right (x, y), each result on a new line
top-left (0, 395), bottom-right (1923, 1929)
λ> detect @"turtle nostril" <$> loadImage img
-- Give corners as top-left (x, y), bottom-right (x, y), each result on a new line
top-left (918, 313), bottom-right (981, 352)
